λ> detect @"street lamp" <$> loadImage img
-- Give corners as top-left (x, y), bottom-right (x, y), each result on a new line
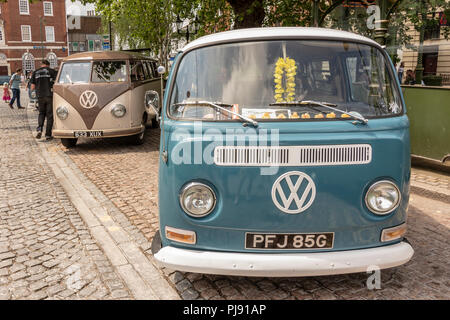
top-left (176, 15), bottom-right (200, 43)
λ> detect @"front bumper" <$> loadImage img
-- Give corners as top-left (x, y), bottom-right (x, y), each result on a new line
top-left (52, 126), bottom-right (144, 139)
top-left (154, 241), bottom-right (413, 277)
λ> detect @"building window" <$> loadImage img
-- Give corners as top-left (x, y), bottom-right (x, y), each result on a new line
top-left (0, 53), bottom-right (7, 64)
top-left (46, 52), bottom-right (58, 68)
top-left (21, 25), bottom-right (32, 42)
top-left (45, 26), bottom-right (55, 42)
top-left (79, 42), bottom-right (85, 51)
top-left (0, 26), bottom-right (4, 45)
top-left (19, 0), bottom-right (30, 15)
top-left (43, 2), bottom-right (53, 16)
top-left (424, 24), bottom-right (441, 40)
top-left (22, 52), bottom-right (35, 72)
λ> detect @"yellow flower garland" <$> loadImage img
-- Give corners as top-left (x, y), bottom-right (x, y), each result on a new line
top-left (274, 57), bottom-right (297, 103)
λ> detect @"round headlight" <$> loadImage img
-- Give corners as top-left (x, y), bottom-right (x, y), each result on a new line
top-left (180, 182), bottom-right (216, 217)
top-left (365, 180), bottom-right (401, 215)
top-left (111, 104), bottom-right (126, 118)
top-left (56, 106), bottom-right (68, 120)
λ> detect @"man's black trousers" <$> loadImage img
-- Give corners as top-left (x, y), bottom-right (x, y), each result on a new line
top-left (37, 96), bottom-right (53, 137)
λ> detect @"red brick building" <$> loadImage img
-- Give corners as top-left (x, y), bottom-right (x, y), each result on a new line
top-left (0, 0), bottom-right (68, 77)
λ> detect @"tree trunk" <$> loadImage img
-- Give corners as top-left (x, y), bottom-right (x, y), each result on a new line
top-left (227, 0), bottom-right (265, 29)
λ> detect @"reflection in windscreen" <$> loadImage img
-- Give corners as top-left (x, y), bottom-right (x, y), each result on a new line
top-left (169, 40), bottom-right (402, 121)
top-left (92, 61), bottom-right (127, 82)
top-left (58, 62), bottom-right (91, 84)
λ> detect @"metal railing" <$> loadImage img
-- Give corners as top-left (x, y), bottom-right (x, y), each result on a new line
top-left (439, 73), bottom-right (450, 86)
top-left (422, 72), bottom-right (450, 86)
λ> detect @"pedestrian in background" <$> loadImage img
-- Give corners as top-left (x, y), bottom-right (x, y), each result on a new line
top-left (30, 60), bottom-right (57, 140)
top-left (3, 83), bottom-right (11, 104)
top-left (405, 69), bottom-right (415, 85)
top-left (397, 62), bottom-right (404, 84)
top-left (8, 68), bottom-right (24, 109)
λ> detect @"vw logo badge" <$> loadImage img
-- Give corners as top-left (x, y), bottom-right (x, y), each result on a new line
top-left (271, 171), bottom-right (316, 214)
top-left (79, 90), bottom-right (98, 109)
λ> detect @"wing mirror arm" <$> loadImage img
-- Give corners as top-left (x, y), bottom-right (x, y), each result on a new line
top-left (145, 90), bottom-right (160, 121)
top-left (156, 66), bottom-right (168, 163)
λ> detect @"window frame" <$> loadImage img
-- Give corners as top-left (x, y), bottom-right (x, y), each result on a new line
top-left (58, 61), bottom-right (92, 84)
top-left (21, 25), bottom-right (32, 42)
top-left (91, 60), bottom-right (128, 83)
top-left (130, 60), bottom-right (146, 82)
top-left (22, 52), bottom-right (35, 72)
top-left (167, 39), bottom-right (404, 122)
top-left (0, 25), bottom-right (5, 45)
top-left (45, 26), bottom-right (55, 43)
top-left (46, 52), bottom-right (58, 68)
top-left (19, 0), bottom-right (30, 15)
top-left (43, 1), bottom-right (54, 16)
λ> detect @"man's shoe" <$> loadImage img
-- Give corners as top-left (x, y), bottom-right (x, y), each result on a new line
top-left (18, 106), bottom-right (25, 109)
top-left (36, 132), bottom-right (42, 139)
top-left (45, 136), bottom-right (53, 141)
top-left (8, 104), bottom-right (13, 109)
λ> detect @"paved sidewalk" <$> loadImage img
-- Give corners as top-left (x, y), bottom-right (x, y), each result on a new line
top-left (0, 102), bottom-right (132, 300)
top-left (24, 103), bottom-right (178, 300)
top-left (411, 167), bottom-right (450, 204)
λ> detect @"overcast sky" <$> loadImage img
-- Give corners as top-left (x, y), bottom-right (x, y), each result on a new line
top-left (66, 0), bottom-right (96, 16)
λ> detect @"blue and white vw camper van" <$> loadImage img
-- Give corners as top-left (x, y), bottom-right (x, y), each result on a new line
top-left (150, 28), bottom-right (414, 277)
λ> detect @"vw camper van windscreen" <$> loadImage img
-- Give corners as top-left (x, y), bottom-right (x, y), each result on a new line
top-left (58, 62), bottom-right (91, 84)
top-left (169, 40), bottom-right (402, 121)
top-left (92, 61), bottom-right (127, 83)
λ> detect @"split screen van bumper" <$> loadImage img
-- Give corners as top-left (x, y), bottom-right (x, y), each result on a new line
top-left (154, 241), bottom-right (413, 277)
top-left (52, 126), bottom-right (144, 139)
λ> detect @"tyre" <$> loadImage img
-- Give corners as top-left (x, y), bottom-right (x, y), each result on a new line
top-left (61, 138), bottom-right (77, 148)
top-left (151, 117), bottom-right (159, 128)
top-left (129, 130), bottom-right (145, 145)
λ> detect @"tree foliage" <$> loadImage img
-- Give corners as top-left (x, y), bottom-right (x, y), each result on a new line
top-left (81, 0), bottom-right (179, 68)
top-left (81, 0), bottom-right (449, 66)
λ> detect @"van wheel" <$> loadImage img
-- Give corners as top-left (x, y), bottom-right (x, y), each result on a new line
top-left (151, 117), bottom-right (159, 128)
top-left (61, 138), bottom-right (77, 148)
top-left (130, 131), bottom-right (145, 145)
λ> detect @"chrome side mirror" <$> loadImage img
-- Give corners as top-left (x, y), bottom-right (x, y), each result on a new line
top-left (145, 90), bottom-right (160, 121)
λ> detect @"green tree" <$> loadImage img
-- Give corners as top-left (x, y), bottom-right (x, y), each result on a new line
top-left (82, 0), bottom-right (449, 69)
top-left (82, 0), bottom-right (179, 68)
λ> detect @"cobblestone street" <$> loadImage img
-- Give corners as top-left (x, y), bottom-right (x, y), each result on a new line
top-left (0, 102), bottom-right (131, 300)
top-left (1, 92), bottom-right (449, 300)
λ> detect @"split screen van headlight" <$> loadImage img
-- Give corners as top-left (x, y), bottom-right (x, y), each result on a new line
top-left (56, 106), bottom-right (68, 120)
top-left (365, 180), bottom-right (401, 215)
top-left (111, 104), bottom-right (126, 118)
top-left (180, 182), bottom-right (216, 218)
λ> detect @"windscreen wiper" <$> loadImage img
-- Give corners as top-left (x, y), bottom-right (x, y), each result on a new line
top-left (173, 101), bottom-right (259, 127)
top-left (270, 100), bottom-right (368, 124)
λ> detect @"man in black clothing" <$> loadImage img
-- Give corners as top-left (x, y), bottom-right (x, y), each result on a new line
top-left (30, 60), bottom-right (57, 140)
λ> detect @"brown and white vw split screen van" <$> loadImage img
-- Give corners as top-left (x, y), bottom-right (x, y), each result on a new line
top-left (52, 51), bottom-right (162, 148)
